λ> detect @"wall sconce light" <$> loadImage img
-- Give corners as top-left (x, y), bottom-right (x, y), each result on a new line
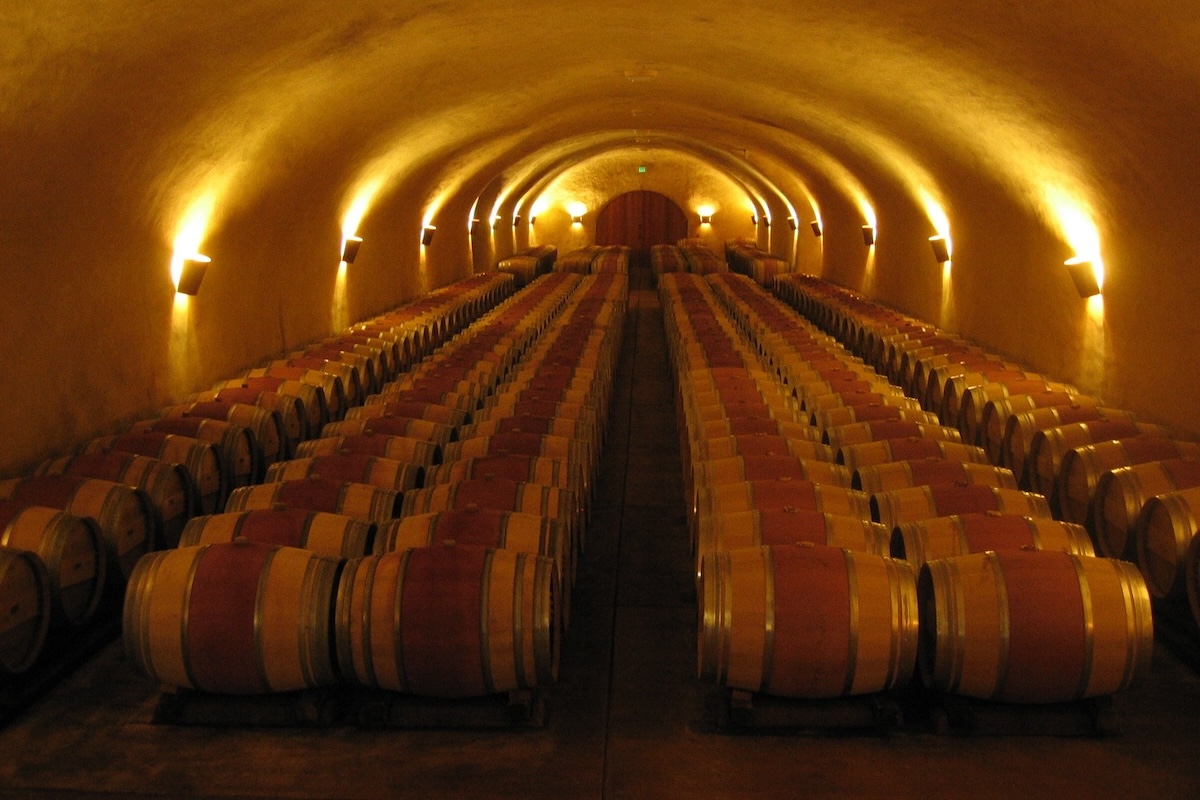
top-left (470, 217), bottom-right (481, 233)
top-left (491, 215), bottom-right (500, 229)
top-left (513, 215), bottom-right (522, 227)
top-left (572, 215), bottom-right (583, 224)
top-left (929, 235), bottom-right (950, 263)
top-left (700, 214), bottom-right (712, 225)
top-left (751, 214), bottom-right (758, 226)
top-left (862, 225), bottom-right (876, 246)
top-left (341, 236), bottom-right (362, 264)
top-left (1065, 257), bottom-right (1101, 298)
top-left (786, 217), bottom-right (798, 231)
top-left (421, 226), bottom-right (436, 246)
top-left (763, 217), bottom-right (771, 228)
top-left (176, 255), bottom-right (210, 296)
top-left (810, 220), bottom-right (822, 237)
top-left (529, 216), bottom-right (536, 226)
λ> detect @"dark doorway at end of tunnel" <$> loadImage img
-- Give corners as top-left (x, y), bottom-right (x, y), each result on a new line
top-left (595, 190), bottom-right (689, 273)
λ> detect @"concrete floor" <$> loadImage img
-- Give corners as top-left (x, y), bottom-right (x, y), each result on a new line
top-left (2, 270), bottom-right (1200, 798)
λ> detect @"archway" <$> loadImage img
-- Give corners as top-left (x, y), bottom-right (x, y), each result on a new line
top-left (595, 190), bottom-right (690, 271)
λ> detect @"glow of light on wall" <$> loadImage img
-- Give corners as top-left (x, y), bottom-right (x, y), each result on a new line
top-left (567, 201), bottom-right (588, 218)
top-left (171, 191), bottom-right (216, 291)
top-left (332, 261), bottom-right (349, 332)
top-left (696, 204), bottom-right (715, 219)
top-left (343, 178), bottom-right (382, 239)
top-left (856, 197), bottom-right (877, 230)
top-left (920, 188), bottom-right (952, 249)
top-left (1043, 183), bottom-right (1104, 291)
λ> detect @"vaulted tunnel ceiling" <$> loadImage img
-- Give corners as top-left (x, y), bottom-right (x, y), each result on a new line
top-left (2, 1), bottom-right (1199, 473)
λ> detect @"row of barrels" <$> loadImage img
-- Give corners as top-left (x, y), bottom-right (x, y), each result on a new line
top-left (650, 242), bottom-right (728, 278)
top-left (666, 270), bottom-right (1153, 704)
top-left (775, 273), bottom-right (1200, 633)
top-left (0, 274), bottom-right (515, 688)
top-left (725, 240), bottom-right (790, 288)
top-left (554, 245), bottom-right (631, 276)
top-left (122, 271), bottom-right (628, 698)
top-left (496, 245), bottom-right (558, 288)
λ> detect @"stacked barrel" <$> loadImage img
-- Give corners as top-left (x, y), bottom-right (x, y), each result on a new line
top-left (0, 273), bottom-right (513, 707)
top-left (776, 273), bottom-right (1179, 691)
top-left (497, 245), bottom-right (557, 287)
top-left (121, 270), bottom-right (626, 703)
top-left (677, 241), bottom-right (728, 275)
top-left (650, 244), bottom-right (690, 279)
top-left (725, 241), bottom-right (790, 288)
top-left (680, 270), bottom-right (1152, 708)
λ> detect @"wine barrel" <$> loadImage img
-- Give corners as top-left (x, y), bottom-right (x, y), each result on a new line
top-left (400, 479), bottom-right (577, 548)
top-left (1057, 438), bottom-right (1200, 527)
top-left (345, 400), bottom-right (467, 428)
top-left (161, 400), bottom-right (284, 467)
top-left (1027, 419), bottom-right (1167, 497)
top-left (36, 451), bottom-right (196, 549)
top-left (689, 435), bottom-right (833, 465)
top-left (698, 544), bottom-right (918, 698)
top-left (0, 547), bottom-right (52, 677)
top-left (891, 512), bottom-right (1094, 573)
top-left (192, 387), bottom-right (308, 454)
top-left (696, 509), bottom-right (889, 577)
top-left (265, 455), bottom-right (424, 494)
top-left (0, 503), bottom-right (105, 626)
top-left (321, 417), bottom-right (455, 450)
top-left (334, 545), bottom-right (558, 697)
top-left (811, 405), bottom-right (940, 432)
top-left (838, 438), bottom-right (988, 471)
top-left (214, 376), bottom-right (329, 435)
top-left (243, 366), bottom-right (346, 422)
top-left (979, 392), bottom-right (1098, 464)
top-left (1135, 486), bottom-right (1200, 598)
top-left (225, 478), bottom-right (401, 525)
top-left (692, 456), bottom-right (852, 491)
top-left (294, 434), bottom-right (440, 467)
top-left (824, 420), bottom-right (962, 451)
top-left (123, 541), bottom-right (341, 693)
top-left (853, 459), bottom-right (1017, 495)
top-left (0, 475), bottom-right (154, 582)
top-left (131, 416), bottom-right (259, 488)
top-left (871, 485), bottom-right (1052, 531)
top-left (85, 432), bottom-right (227, 515)
top-left (694, 480), bottom-right (872, 523)
top-left (918, 550), bottom-right (1153, 702)
top-left (1006, 409), bottom-right (1139, 489)
top-left (178, 508), bottom-right (374, 558)
top-left (1094, 458), bottom-right (1200, 560)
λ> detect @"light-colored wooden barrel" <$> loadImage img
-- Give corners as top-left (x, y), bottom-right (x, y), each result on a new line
top-left (1094, 459), bottom-right (1200, 560)
top-left (123, 541), bottom-right (341, 693)
top-left (0, 503), bottom-right (104, 627)
top-left (214, 376), bottom-right (329, 435)
top-left (958, 379), bottom-right (1076, 447)
top-left (443, 434), bottom-right (591, 482)
top-left (347, 399), bottom-right (467, 428)
top-left (695, 509), bottom-right (889, 577)
top-left (853, 459), bottom-right (1017, 495)
top-left (1057, 438), bottom-right (1200, 527)
top-left (0, 475), bottom-right (153, 582)
top-left (423, 455), bottom-right (583, 506)
top-left (161, 400), bottom-right (284, 468)
top-left (918, 551), bottom-right (1153, 702)
top-left (399, 479), bottom-right (577, 548)
top-left (812, 405), bottom-right (940, 433)
top-left (192, 387), bottom-right (308, 454)
top-left (695, 480), bottom-right (872, 522)
top-left (689, 435), bottom-right (834, 465)
top-left (36, 451), bottom-right (196, 549)
top-left (824, 421), bottom-right (962, 451)
top-left (321, 417), bottom-right (455, 450)
top-left (244, 366), bottom-right (346, 423)
top-left (265, 455), bottom-right (424, 494)
top-left (0, 547), bottom-right (52, 677)
top-left (891, 512), bottom-right (1094, 573)
top-left (334, 545), bottom-right (558, 697)
top-left (980, 392), bottom-right (1097, 464)
top-left (225, 478), bottom-right (401, 525)
top-left (1028, 419), bottom-right (1168, 498)
top-left (1006, 408), bottom-right (1138, 489)
top-left (838, 438), bottom-right (988, 471)
top-left (692, 456), bottom-right (852, 491)
top-left (294, 434), bottom-right (440, 467)
top-left (178, 509), bottom-right (373, 558)
top-left (130, 416), bottom-right (259, 489)
top-left (699, 544), bottom-right (918, 698)
top-left (871, 485), bottom-right (1052, 532)
top-left (1135, 486), bottom-right (1200, 599)
top-left (85, 432), bottom-right (227, 515)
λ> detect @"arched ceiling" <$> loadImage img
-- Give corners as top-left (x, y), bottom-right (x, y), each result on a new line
top-left (3, 1), bottom-right (1200, 474)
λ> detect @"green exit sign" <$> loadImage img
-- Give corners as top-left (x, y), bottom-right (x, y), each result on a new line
top-left (638, 165), bottom-right (647, 173)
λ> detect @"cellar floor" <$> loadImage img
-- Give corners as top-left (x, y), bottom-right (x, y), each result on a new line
top-left (1, 270), bottom-right (1200, 799)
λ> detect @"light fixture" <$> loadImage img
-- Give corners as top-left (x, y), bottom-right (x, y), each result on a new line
top-left (862, 225), bottom-right (875, 246)
top-left (176, 255), bottom-right (210, 296)
top-left (421, 226), bottom-right (436, 246)
top-left (567, 202), bottom-right (587, 223)
top-left (763, 217), bottom-right (771, 228)
top-left (470, 217), bottom-right (481, 233)
top-left (810, 220), bottom-right (822, 237)
top-left (1065, 257), bottom-right (1101, 298)
top-left (341, 236), bottom-right (362, 264)
top-left (572, 215), bottom-right (583, 224)
top-left (491, 215), bottom-right (500, 229)
top-left (530, 216), bottom-right (536, 226)
top-left (700, 214), bottom-right (712, 225)
top-left (751, 214), bottom-right (758, 226)
top-left (929, 235), bottom-right (950, 263)
top-left (787, 217), bottom-right (798, 231)
top-left (513, 215), bottom-right (522, 227)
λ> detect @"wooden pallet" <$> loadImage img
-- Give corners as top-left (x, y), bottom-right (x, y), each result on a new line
top-left (153, 686), bottom-right (348, 728)
top-left (714, 689), bottom-right (902, 734)
top-left (352, 688), bottom-right (546, 730)
top-left (924, 692), bottom-right (1118, 737)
